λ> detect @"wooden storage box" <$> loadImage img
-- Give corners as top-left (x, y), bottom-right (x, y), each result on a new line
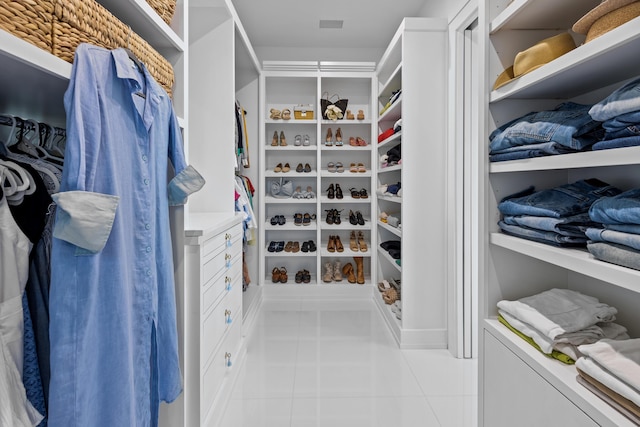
top-left (293, 104), bottom-right (314, 120)
top-left (50, 0), bottom-right (174, 96)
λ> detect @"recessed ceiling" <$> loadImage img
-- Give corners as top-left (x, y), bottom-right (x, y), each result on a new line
top-left (230, 0), bottom-right (429, 50)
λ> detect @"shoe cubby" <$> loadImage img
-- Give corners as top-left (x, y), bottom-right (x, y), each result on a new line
top-left (259, 65), bottom-right (376, 292)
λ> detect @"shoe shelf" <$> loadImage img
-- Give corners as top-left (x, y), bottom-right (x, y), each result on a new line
top-left (265, 119), bottom-right (318, 125)
top-left (320, 246), bottom-right (371, 257)
top-left (320, 145), bottom-right (371, 151)
top-left (378, 195), bottom-right (402, 203)
top-left (265, 146), bottom-right (317, 151)
top-left (378, 248), bottom-right (401, 273)
top-left (378, 164), bottom-right (402, 174)
top-left (320, 196), bottom-right (370, 204)
top-left (264, 223), bottom-right (318, 231)
top-left (322, 222), bottom-right (371, 231)
top-left (378, 132), bottom-right (401, 150)
top-left (263, 196), bottom-right (317, 204)
top-left (378, 220), bottom-right (402, 238)
top-left (265, 251), bottom-right (317, 258)
top-left (264, 171), bottom-right (318, 178)
top-left (378, 96), bottom-right (402, 122)
top-left (321, 170), bottom-right (372, 177)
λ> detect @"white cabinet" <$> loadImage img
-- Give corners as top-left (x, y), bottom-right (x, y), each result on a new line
top-left (478, 0), bottom-right (640, 425)
top-left (374, 18), bottom-right (449, 349)
top-left (164, 213), bottom-right (245, 427)
top-left (258, 63), bottom-right (376, 297)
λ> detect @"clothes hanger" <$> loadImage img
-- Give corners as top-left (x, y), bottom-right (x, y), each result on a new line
top-left (14, 118), bottom-right (40, 158)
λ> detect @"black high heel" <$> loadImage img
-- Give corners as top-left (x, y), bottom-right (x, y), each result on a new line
top-left (327, 183), bottom-right (335, 199)
top-left (325, 209), bottom-right (335, 225)
top-left (335, 183), bottom-right (343, 199)
top-left (356, 210), bottom-right (365, 225)
top-left (349, 210), bottom-right (357, 225)
top-left (333, 209), bottom-right (343, 225)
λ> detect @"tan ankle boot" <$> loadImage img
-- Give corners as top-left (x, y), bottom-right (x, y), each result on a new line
top-left (323, 262), bottom-right (333, 283)
top-left (342, 262), bottom-right (356, 283)
top-left (353, 257), bottom-right (365, 284)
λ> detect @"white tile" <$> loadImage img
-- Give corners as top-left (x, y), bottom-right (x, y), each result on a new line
top-left (231, 356), bottom-right (296, 398)
top-left (246, 338), bottom-right (299, 364)
top-left (402, 349), bottom-right (477, 396)
top-left (290, 396), bottom-right (441, 427)
top-left (219, 398), bottom-right (293, 427)
top-left (428, 395), bottom-right (478, 427)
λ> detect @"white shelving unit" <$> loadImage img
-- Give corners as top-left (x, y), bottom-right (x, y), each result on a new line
top-left (374, 18), bottom-right (449, 349)
top-left (478, 0), bottom-right (640, 425)
top-left (258, 63), bottom-right (376, 298)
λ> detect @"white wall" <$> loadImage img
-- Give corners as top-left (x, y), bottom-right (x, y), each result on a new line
top-left (254, 46), bottom-right (383, 64)
top-left (419, 0), bottom-right (472, 22)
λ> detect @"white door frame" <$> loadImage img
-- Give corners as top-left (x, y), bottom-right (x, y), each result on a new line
top-left (447, 1), bottom-right (479, 359)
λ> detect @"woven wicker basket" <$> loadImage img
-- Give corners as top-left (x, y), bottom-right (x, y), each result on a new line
top-left (52, 0), bottom-right (174, 96)
top-left (146, 0), bottom-right (176, 25)
top-left (0, 0), bottom-right (53, 52)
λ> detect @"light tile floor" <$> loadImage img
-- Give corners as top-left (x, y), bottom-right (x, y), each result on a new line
top-left (220, 299), bottom-right (477, 426)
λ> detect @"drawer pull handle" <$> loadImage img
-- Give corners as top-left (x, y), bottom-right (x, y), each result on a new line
top-left (225, 309), bottom-right (232, 324)
top-left (225, 233), bottom-right (232, 247)
top-left (225, 352), bottom-right (232, 367)
top-left (225, 253), bottom-right (232, 268)
top-left (225, 276), bottom-right (232, 291)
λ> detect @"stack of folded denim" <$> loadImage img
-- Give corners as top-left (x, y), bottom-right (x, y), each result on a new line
top-left (586, 188), bottom-right (640, 271)
top-left (489, 102), bottom-right (604, 162)
top-left (590, 76), bottom-right (640, 151)
top-left (497, 288), bottom-right (629, 364)
top-left (498, 179), bottom-right (622, 247)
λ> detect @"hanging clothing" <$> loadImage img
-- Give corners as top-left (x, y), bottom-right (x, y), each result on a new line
top-left (0, 169), bottom-right (43, 427)
top-left (48, 44), bottom-right (204, 427)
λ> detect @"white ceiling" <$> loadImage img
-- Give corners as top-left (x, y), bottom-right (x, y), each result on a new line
top-left (230, 0), bottom-right (430, 52)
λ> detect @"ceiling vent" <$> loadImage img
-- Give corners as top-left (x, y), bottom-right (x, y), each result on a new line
top-left (319, 20), bottom-right (343, 29)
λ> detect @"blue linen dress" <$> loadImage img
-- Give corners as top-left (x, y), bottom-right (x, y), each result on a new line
top-left (48, 44), bottom-right (204, 426)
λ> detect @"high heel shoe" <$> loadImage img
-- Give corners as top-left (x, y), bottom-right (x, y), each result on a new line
top-left (335, 183), bottom-right (343, 199)
top-left (356, 210), bottom-right (365, 225)
top-left (325, 209), bottom-right (335, 225)
top-left (335, 127), bottom-right (343, 146)
top-left (349, 210), bottom-right (357, 225)
top-left (279, 131), bottom-right (287, 146)
top-left (327, 235), bottom-right (336, 252)
top-left (325, 128), bottom-right (333, 146)
top-left (349, 231), bottom-right (358, 251)
top-left (271, 131), bottom-right (279, 146)
top-left (333, 209), bottom-right (342, 225)
top-left (334, 235), bottom-right (344, 252)
top-left (327, 183), bottom-right (335, 199)
top-left (357, 231), bottom-right (368, 252)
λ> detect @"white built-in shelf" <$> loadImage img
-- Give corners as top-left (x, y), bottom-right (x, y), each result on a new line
top-left (379, 96), bottom-right (402, 122)
top-left (490, 146), bottom-right (640, 173)
top-left (378, 164), bottom-right (402, 174)
top-left (374, 293), bottom-right (402, 335)
top-left (377, 132), bottom-right (402, 149)
top-left (490, 16), bottom-right (640, 102)
top-left (99, 0), bottom-right (185, 50)
top-left (322, 222), bottom-right (371, 231)
top-left (378, 195), bottom-right (402, 203)
top-left (265, 250), bottom-right (317, 258)
top-left (263, 196), bottom-right (318, 204)
top-left (321, 145), bottom-right (372, 151)
top-left (489, 0), bottom-right (601, 33)
top-left (379, 64), bottom-right (402, 102)
top-left (264, 222), bottom-right (317, 231)
top-left (484, 319), bottom-right (635, 426)
top-left (321, 170), bottom-right (372, 178)
top-left (490, 233), bottom-right (640, 294)
top-left (320, 119), bottom-right (371, 125)
top-left (0, 30), bottom-right (71, 126)
top-left (321, 196), bottom-right (370, 203)
top-left (265, 145), bottom-right (317, 151)
top-left (378, 248), bottom-right (402, 272)
top-left (264, 171), bottom-right (317, 178)
top-left (320, 247), bottom-right (372, 257)
top-left (378, 221), bottom-right (402, 237)
top-left (265, 119), bottom-right (318, 125)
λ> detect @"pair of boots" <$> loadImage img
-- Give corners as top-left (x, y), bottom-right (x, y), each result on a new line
top-left (323, 257), bottom-right (364, 284)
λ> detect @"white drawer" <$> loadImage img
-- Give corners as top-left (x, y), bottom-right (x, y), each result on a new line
top-left (202, 244), bottom-right (239, 285)
top-left (201, 281), bottom-right (242, 366)
top-left (201, 315), bottom-right (242, 423)
top-left (202, 223), bottom-right (243, 258)
top-left (202, 256), bottom-right (242, 315)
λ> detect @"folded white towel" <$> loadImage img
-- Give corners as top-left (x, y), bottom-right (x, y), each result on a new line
top-left (579, 338), bottom-right (640, 393)
top-left (497, 288), bottom-right (617, 341)
top-left (576, 356), bottom-right (640, 407)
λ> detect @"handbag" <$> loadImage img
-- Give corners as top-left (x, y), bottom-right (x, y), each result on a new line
top-left (320, 92), bottom-right (348, 121)
top-left (270, 177), bottom-right (293, 198)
